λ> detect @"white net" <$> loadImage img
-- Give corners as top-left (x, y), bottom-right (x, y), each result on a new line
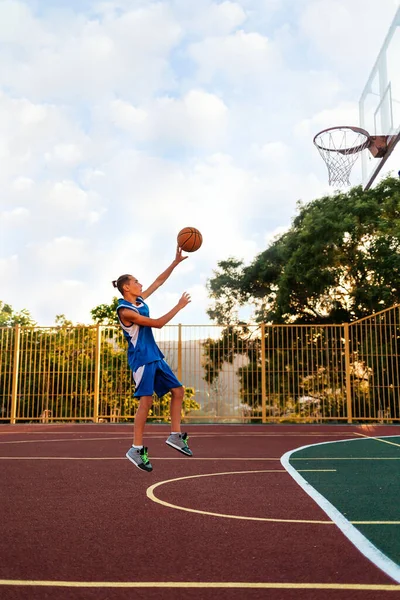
top-left (314, 126), bottom-right (370, 187)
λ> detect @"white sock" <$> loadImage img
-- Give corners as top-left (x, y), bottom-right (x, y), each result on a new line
top-left (171, 432), bottom-right (180, 435)
top-left (132, 444), bottom-right (143, 450)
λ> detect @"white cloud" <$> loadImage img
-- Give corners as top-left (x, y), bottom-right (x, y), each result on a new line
top-left (35, 237), bottom-right (88, 270)
top-left (1, 207), bottom-right (30, 223)
top-left (250, 141), bottom-right (291, 168)
top-left (148, 90), bottom-right (228, 147)
top-left (36, 279), bottom-right (89, 324)
top-left (299, 0), bottom-right (399, 74)
top-left (47, 144), bottom-right (84, 166)
top-left (0, 92), bottom-right (94, 189)
top-left (44, 181), bottom-right (99, 222)
top-left (109, 100), bottom-right (148, 132)
top-left (294, 102), bottom-right (360, 138)
top-left (176, 0), bottom-right (247, 36)
top-left (11, 177), bottom-right (34, 192)
top-left (0, 2), bottom-right (182, 102)
top-left (188, 30), bottom-right (282, 85)
top-left (109, 89), bottom-right (228, 148)
top-left (0, 254), bottom-right (19, 279)
top-left (0, 0), bottom-right (53, 46)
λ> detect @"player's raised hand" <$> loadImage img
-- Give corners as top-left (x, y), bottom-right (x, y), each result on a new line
top-left (178, 292), bottom-right (191, 309)
top-left (175, 245), bottom-right (188, 263)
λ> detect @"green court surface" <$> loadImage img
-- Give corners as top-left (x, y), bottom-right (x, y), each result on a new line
top-left (287, 436), bottom-right (400, 568)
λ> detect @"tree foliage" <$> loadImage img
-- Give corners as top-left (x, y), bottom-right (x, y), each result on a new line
top-left (91, 297), bottom-right (119, 325)
top-left (207, 175), bottom-right (400, 325)
top-left (0, 301), bottom-right (35, 326)
top-left (203, 176), bottom-right (400, 421)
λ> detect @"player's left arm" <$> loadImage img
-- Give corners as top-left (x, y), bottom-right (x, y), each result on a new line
top-left (141, 246), bottom-right (188, 300)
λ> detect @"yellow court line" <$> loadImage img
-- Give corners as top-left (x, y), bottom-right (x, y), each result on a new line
top-left (147, 470), bottom-right (400, 526)
top-left (352, 521), bottom-right (400, 525)
top-left (353, 433), bottom-right (400, 448)
top-left (147, 469), bottom-right (334, 524)
top-left (0, 580), bottom-right (399, 591)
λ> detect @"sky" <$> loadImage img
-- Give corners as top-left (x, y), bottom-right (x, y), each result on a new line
top-left (1, 0), bottom-right (399, 326)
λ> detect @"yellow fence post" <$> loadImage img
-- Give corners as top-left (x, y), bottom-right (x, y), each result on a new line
top-left (93, 325), bottom-right (101, 423)
top-left (261, 323), bottom-right (267, 423)
top-left (343, 323), bottom-right (353, 423)
top-left (177, 324), bottom-right (182, 382)
top-left (10, 324), bottom-right (21, 425)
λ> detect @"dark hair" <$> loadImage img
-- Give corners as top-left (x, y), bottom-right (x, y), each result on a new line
top-left (112, 274), bottom-right (132, 295)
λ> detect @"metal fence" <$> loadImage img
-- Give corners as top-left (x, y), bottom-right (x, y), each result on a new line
top-left (1, 305), bottom-right (400, 423)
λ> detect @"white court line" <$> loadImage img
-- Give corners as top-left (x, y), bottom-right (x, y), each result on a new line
top-left (281, 436), bottom-right (400, 584)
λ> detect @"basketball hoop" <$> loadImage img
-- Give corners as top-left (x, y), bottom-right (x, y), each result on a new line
top-left (313, 126), bottom-right (371, 187)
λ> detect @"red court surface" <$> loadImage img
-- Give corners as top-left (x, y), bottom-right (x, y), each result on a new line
top-left (0, 423), bottom-right (400, 600)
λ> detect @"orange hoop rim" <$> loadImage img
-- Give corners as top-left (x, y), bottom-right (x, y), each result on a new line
top-left (313, 126), bottom-right (371, 155)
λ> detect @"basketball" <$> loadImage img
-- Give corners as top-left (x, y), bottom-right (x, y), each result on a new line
top-left (177, 227), bottom-right (203, 252)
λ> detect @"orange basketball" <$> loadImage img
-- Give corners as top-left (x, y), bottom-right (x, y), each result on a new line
top-left (177, 227), bottom-right (203, 252)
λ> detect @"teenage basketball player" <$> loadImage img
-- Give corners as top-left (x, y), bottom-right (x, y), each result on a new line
top-left (112, 247), bottom-right (192, 472)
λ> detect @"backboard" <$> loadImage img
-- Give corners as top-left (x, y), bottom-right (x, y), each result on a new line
top-left (359, 6), bottom-right (400, 189)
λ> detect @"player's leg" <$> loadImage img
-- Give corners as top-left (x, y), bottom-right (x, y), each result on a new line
top-left (125, 364), bottom-right (156, 472)
top-left (153, 361), bottom-right (193, 457)
top-left (167, 386), bottom-right (192, 456)
top-left (170, 385), bottom-right (184, 433)
top-left (133, 395), bottom-right (153, 446)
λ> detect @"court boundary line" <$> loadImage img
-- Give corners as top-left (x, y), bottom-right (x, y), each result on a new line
top-left (146, 469), bottom-right (334, 524)
top-left (354, 433), bottom-right (400, 448)
top-left (0, 579), bottom-right (399, 590)
top-left (281, 436), bottom-right (400, 584)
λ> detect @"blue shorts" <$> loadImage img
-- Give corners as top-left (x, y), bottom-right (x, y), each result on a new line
top-left (132, 359), bottom-right (182, 398)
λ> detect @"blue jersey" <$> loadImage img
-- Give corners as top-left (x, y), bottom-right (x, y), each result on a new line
top-left (116, 297), bottom-right (164, 372)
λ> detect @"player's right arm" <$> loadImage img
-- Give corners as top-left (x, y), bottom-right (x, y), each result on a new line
top-left (119, 293), bottom-right (191, 329)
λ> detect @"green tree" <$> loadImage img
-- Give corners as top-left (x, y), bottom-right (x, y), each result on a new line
top-left (205, 175), bottom-right (400, 420)
top-left (0, 302), bottom-right (36, 420)
top-left (0, 301), bottom-right (35, 326)
top-left (207, 175), bottom-right (400, 325)
top-left (91, 298), bottom-right (119, 324)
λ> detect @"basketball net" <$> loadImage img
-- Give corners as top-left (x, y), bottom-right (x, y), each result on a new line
top-left (313, 126), bottom-right (370, 187)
